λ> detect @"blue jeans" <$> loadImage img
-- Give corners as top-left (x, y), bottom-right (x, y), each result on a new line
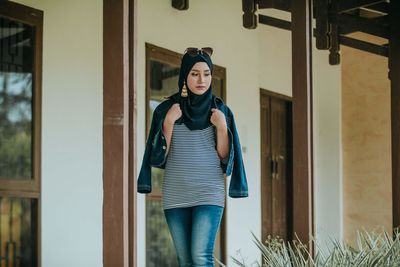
top-left (164, 205), bottom-right (224, 267)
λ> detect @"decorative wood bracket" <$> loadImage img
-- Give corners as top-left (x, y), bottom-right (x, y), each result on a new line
top-left (314, 0), bottom-right (329, 49)
top-left (242, 0), bottom-right (258, 29)
top-left (172, 0), bottom-right (188, 10)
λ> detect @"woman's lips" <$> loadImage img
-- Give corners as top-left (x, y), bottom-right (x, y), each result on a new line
top-left (196, 86), bottom-right (206, 89)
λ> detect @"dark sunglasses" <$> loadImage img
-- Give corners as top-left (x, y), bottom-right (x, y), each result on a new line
top-left (184, 47), bottom-right (213, 57)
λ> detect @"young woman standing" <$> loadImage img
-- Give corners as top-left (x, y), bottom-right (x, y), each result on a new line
top-left (138, 47), bottom-right (248, 267)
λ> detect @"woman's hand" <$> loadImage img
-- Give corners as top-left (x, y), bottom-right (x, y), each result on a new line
top-left (210, 108), bottom-right (227, 130)
top-left (165, 103), bottom-right (182, 125)
top-left (211, 108), bottom-right (229, 160)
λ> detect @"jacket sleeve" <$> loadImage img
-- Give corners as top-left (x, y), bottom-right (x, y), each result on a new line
top-left (220, 118), bottom-right (234, 174)
top-left (226, 108), bottom-right (249, 198)
top-left (137, 109), bottom-right (168, 194)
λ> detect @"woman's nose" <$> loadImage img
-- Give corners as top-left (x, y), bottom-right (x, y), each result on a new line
top-left (198, 74), bottom-right (204, 83)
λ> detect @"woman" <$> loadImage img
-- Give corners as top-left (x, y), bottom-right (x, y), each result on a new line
top-left (138, 47), bottom-right (248, 267)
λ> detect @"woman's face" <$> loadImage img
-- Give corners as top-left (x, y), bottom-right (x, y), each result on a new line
top-left (186, 62), bottom-right (212, 95)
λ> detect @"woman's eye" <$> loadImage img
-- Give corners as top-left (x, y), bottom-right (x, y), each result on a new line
top-left (191, 73), bottom-right (198, 76)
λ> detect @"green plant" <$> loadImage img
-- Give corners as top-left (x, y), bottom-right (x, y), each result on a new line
top-left (217, 229), bottom-right (400, 267)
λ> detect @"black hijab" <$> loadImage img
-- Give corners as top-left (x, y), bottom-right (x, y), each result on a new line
top-left (169, 51), bottom-right (216, 130)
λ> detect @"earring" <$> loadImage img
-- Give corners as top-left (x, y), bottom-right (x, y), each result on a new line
top-left (181, 81), bottom-right (188, 97)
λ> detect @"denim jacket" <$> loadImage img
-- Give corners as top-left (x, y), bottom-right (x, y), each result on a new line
top-left (137, 96), bottom-right (248, 198)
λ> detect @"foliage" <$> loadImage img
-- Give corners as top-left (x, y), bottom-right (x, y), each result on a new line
top-left (217, 230), bottom-right (400, 267)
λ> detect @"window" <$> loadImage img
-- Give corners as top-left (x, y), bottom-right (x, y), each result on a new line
top-left (0, 2), bottom-right (42, 266)
top-left (145, 43), bottom-right (227, 266)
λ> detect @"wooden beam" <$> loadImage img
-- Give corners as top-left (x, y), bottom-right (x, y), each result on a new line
top-left (390, 0), bottom-right (400, 230)
top-left (258, 0), bottom-right (292, 11)
top-left (259, 14), bottom-right (291, 31)
top-left (364, 2), bottom-right (388, 14)
top-left (291, 0), bottom-right (314, 249)
top-left (337, 0), bottom-right (386, 13)
top-left (257, 0), bottom-right (292, 12)
top-left (339, 35), bottom-right (388, 57)
top-left (337, 13), bottom-right (389, 39)
top-left (103, 0), bottom-right (134, 266)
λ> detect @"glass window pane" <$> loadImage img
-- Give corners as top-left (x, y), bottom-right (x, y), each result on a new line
top-left (211, 77), bottom-right (223, 98)
top-left (146, 199), bottom-right (177, 267)
top-left (149, 60), bottom-right (180, 102)
top-left (0, 197), bottom-right (37, 267)
top-left (0, 17), bottom-right (34, 181)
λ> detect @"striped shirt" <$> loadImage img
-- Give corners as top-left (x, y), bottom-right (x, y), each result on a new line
top-left (162, 123), bottom-right (225, 210)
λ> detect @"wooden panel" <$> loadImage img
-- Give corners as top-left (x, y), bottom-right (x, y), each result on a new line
top-left (390, 0), bottom-right (400, 229)
top-left (258, 15), bottom-right (291, 31)
top-left (271, 98), bottom-right (288, 240)
top-left (260, 89), bottom-right (293, 244)
top-left (291, 0), bottom-right (314, 249)
top-left (103, 0), bottom-right (132, 266)
top-left (260, 93), bottom-right (273, 241)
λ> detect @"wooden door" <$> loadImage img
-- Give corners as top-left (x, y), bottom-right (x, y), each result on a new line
top-left (260, 90), bottom-right (293, 243)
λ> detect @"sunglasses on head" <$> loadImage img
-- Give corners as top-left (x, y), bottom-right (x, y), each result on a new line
top-left (184, 47), bottom-right (213, 57)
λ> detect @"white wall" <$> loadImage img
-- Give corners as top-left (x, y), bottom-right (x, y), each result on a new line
top-left (257, 10), bottom-right (292, 97)
top-left (13, 1), bottom-right (103, 266)
top-left (312, 47), bottom-right (343, 244)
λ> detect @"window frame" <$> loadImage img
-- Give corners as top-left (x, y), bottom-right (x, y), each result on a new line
top-left (0, 2), bottom-right (42, 266)
top-left (0, 1), bottom-right (43, 195)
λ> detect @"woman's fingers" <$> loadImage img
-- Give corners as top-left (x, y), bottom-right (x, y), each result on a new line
top-left (210, 109), bottom-right (226, 129)
top-left (166, 103), bottom-right (182, 124)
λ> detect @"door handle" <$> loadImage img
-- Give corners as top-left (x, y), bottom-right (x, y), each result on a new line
top-left (270, 155), bottom-right (279, 180)
top-left (270, 156), bottom-right (275, 179)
